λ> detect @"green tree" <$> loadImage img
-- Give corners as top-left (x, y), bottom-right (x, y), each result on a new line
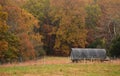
top-left (85, 1), bottom-right (103, 48)
top-left (85, 3), bottom-right (101, 28)
top-left (110, 36), bottom-right (120, 57)
top-left (23, 0), bottom-right (50, 21)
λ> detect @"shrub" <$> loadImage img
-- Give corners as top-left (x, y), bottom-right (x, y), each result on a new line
top-left (110, 36), bottom-right (120, 57)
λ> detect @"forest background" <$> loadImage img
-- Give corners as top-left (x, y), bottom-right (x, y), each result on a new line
top-left (0, 0), bottom-right (120, 64)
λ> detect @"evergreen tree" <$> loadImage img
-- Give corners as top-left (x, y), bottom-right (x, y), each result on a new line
top-left (110, 36), bottom-right (120, 57)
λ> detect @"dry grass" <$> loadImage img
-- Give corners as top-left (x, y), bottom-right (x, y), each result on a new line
top-left (0, 56), bottom-right (120, 76)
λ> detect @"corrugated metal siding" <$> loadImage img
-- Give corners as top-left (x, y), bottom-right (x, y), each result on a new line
top-left (70, 48), bottom-right (106, 60)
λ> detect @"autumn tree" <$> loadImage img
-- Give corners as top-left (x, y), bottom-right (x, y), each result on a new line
top-left (50, 0), bottom-right (87, 56)
top-left (24, 0), bottom-right (57, 55)
top-left (23, 0), bottom-right (120, 57)
top-left (2, 0), bottom-right (42, 60)
top-left (0, 5), bottom-right (20, 63)
top-left (24, 0), bottom-right (88, 56)
top-left (97, 0), bottom-right (120, 50)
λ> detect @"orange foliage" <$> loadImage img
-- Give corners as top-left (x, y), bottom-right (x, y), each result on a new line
top-left (3, 4), bottom-right (40, 60)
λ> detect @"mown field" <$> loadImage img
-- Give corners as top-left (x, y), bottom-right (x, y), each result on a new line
top-left (0, 57), bottom-right (120, 76)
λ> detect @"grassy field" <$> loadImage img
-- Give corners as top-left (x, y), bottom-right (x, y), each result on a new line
top-left (0, 57), bottom-right (120, 76)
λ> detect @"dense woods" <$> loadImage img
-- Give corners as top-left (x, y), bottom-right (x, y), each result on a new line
top-left (0, 0), bottom-right (120, 63)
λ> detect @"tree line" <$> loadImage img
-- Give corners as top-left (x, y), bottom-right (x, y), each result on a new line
top-left (0, 0), bottom-right (120, 64)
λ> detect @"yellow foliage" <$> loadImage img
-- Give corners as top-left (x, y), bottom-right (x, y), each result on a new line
top-left (0, 6), bottom-right (8, 33)
top-left (0, 40), bottom-right (8, 51)
top-left (54, 39), bottom-right (61, 49)
top-left (61, 45), bottom-right (70, 55)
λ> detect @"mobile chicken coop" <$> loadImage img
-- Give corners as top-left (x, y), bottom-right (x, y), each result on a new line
top-left (70, 48), bottom-right (107, 62)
